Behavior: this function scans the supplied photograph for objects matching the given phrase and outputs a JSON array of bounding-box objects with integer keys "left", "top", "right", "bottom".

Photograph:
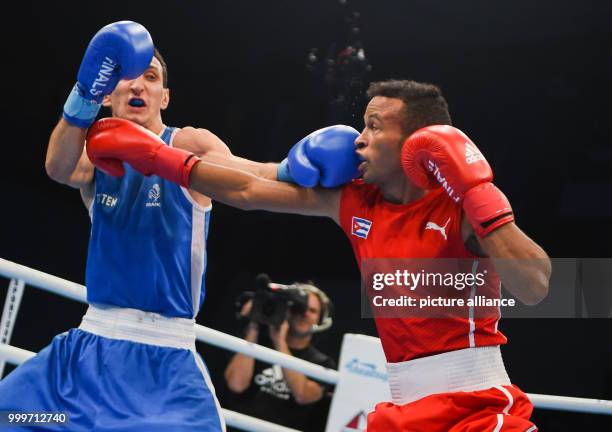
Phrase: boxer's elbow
[
  {"left": 233, "top": 180, "right": 274, "bottom": 211},
  {"left": 45, "top": 158, "right": 71, "bottom": 184},
  {"left": 521, "top": 237, "right": 552, "bottom": 305},
  {"left": 191, "top": 176, "right": 255, "bottom": 211},
  {"left": 518, "top": 262, "right": 551, "bottom": 306},
  {"left": 521, "top": 277, "right": 549, "bottom": 306},
  {"left": 193, "top": 166, "right": 269, "bottom": 211},
  {"left": 229, "top": 189, "right": 258, "bottom": 211},
  {"left": 531, "top": 256, "right": 552, "bottom": 305}
]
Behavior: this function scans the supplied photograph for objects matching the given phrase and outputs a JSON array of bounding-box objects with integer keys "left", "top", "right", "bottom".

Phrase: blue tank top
[{"left": 85, "top": 126, "right": 211, "bottom": 318}]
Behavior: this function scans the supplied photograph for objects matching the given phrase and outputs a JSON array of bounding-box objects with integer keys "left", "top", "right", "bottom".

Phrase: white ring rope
[
  {"left": 0, "top": 278, "right": 24, "bottom": 377},
  {"left": 0, "top": 257, "right": 611, "bottom": 417},
  {"left": 0, "top": 258, "right": 337, "bottom": 384},
  {"left": 0, "top": 343, "right": 32, "bottom": 366},
  {"left": 195, "top": 326, "right": 338, "bottom": 384}
]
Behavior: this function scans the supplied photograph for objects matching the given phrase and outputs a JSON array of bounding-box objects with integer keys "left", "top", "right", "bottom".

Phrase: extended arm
[
  {"left": 173, "top": 127, "right": 279, "bottom": 180},
  {"left": 85, "top": 118, "right": 342, "bottom": 221},
  {"left": 174, "top": 124, "right": 360, "bottom": 185},
  {"left": 188, "top": 160, "right": 341, "bottom": 220}
]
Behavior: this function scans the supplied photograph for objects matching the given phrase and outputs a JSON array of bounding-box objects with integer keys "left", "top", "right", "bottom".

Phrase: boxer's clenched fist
[
  {"left": 277, "top": 125, "right": 361, "bottom": 188},
  {"left": 401, "top": 125, "right": 514, "bottom": 237},
  {"left": 63, "top": 21, "right": 154, "bottom": 128},
  {"left": 86, "top": 118, "right": 199, "bottom": 188}
]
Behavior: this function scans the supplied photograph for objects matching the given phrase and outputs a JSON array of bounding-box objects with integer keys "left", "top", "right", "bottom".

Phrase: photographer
[{"left": 224, "top": 279, "right": 336, "bottom": 432}]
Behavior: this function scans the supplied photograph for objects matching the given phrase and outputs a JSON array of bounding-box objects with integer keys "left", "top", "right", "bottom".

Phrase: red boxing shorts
[{"left": 368, "top": 384, "right": 537, "bottom": 432}]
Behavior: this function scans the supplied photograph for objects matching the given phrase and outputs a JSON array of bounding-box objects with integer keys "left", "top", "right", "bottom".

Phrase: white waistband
[
  {"left": 386, "top": 346, "right": 511, "bottom": 405},
  {"left": 78, "top": 304, "right": 196, "bottom": 351}
]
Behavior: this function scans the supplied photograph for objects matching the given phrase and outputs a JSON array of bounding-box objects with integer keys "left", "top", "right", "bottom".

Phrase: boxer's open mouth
[{"left": 128, "top": 98, "right": 146, "bottom": 107}]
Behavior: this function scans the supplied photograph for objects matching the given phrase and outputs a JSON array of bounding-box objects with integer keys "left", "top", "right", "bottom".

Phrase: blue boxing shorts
[{"left": 0, "top": 304, "right": 225, "bottom": 431}]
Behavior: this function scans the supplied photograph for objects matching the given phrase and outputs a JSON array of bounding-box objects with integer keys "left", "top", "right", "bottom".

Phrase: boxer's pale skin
[{"left": 47, "top": 56, "right": 278, "bottom": 210}]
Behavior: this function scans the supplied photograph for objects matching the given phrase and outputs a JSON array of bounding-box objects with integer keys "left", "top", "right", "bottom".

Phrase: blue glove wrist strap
[
  {"left": 62, "top": 83, "right": 102, "bottom": 128},
  {"left": 276, "top": 158, "right": 295, "bottom": 183}
]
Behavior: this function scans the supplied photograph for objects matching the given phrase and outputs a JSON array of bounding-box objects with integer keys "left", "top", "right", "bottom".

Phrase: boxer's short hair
[
  {"left": 153, "top": 47, "right": 168, "bottom": 88},
  {"left": 367, "top": 80, "right": 452, "bottom": 136}
]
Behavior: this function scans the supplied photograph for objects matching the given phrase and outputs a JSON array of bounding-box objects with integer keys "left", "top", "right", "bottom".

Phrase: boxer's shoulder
[{"left": 172, "top": 126, "right": 229, "bottom": 157}]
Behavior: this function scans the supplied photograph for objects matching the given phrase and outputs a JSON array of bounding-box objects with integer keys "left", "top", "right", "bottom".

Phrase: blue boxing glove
[
  {"left": 277, "top": 125, "right": 360, "bottom": 188},
  {"left": 63, "top": 21, "right": 154, "bottom": 128}
]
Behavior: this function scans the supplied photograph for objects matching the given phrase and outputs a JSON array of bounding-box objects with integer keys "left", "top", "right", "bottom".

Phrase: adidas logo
[{"left": 465, "top": 142, "right": 484, "bottom": 164}]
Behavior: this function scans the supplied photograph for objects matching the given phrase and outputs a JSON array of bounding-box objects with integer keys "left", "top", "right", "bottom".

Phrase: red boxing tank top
[{"left": 340, "top": 180, "right": 507, "bottom": 363}]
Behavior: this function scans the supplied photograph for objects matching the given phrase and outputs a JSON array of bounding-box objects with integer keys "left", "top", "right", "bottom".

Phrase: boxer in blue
[
  {"left": 0, "top": 21, "right": 228, "bottom": 431},
  {"left": 0, "top": 20, "right": 271, "bottom": 431}
]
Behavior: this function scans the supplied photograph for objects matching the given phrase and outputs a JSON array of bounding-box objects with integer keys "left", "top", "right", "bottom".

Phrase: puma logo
[{"left": 425, "top": 218, "right": 451, "bottom": 240}]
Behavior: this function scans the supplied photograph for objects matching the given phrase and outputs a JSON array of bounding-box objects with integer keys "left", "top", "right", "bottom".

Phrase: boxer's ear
[{"left": 161, "top": 88, "right": 170, "bottom": 110}]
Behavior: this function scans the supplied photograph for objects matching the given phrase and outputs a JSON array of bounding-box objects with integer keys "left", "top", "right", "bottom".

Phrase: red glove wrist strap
[
  {"left": 463, "top": 182, "right": 514, "bottom": 237},
  {"left": 181, "top": 154, "right": 201, "bottom": 188},
  {"left": 156, "top": 145, "right": 201, "bottom": 188}
]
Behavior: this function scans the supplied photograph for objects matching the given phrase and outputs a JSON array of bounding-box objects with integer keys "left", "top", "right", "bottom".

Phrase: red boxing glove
[
  {"left": 86, "top": 118, "right": 200, "bottom": 188},
  {"left": 401, "top": 125, "right": 514, "bottom": 237},
  {"left": 463, "top": 182, "right": 514, "bottom": 237}
]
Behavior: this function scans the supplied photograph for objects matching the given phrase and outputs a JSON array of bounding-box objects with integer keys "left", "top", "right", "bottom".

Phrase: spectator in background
[{"left": 224, "top": 282, "right": 336, "bottom": 432}]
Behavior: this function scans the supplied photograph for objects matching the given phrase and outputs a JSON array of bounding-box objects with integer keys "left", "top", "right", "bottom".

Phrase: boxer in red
[{"left": 86, "top": 79, "right": 551, "bottom": 431}]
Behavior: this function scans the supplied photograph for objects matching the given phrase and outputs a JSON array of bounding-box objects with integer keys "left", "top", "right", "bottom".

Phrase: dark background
[{"left": 1, "top": 0, "right": 611, "bottom": 429}]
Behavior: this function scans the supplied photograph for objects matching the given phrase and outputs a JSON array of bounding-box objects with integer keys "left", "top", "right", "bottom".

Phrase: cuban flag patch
[{"left": 351, "top": 216, "right": 373, "bottom": 239}]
